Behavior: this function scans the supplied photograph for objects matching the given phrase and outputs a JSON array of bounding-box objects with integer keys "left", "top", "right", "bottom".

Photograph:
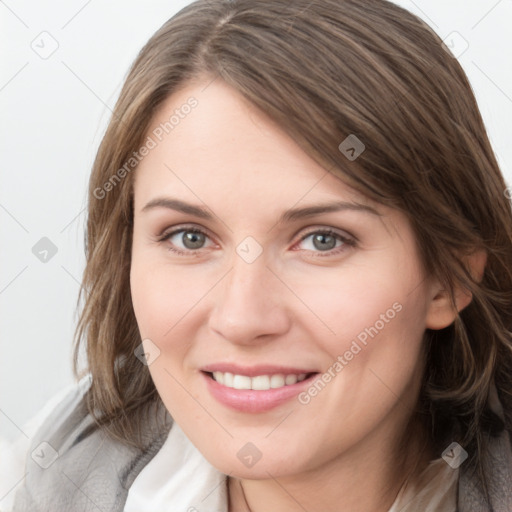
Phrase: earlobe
[{"left": 425, "top": 248, "right": 487, "bottom": 331}]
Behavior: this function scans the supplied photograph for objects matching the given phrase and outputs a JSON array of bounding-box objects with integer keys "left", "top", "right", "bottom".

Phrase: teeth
[
  {"left": 213, "top": 371, "right": 224, "bottom": 385},
  {"left": 223, "top": 372, "right": 234, "bottom": 387},
  {"left": 233, "top": 374, "right": 252, "bottom": 389},
  {"left": 252, "top": 375, "right": 270, "bottom": 390},
  {"left": 285, "top": 374, "right": 298, "bottom": 385},
  {"left": 270, "top": 374, "right": 285, "bottom": 389},
  {"left": 211, "top": 371, "right": 309, "bottom": 390}
]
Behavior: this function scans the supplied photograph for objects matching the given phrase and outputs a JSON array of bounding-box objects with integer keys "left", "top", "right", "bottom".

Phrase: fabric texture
[
  {"left": 10, "top": 379, "right": 171, "bottom": 512},
  {"left": 123, "top": 421, "right": 228, "bottom": 512},
  {"left": 387, "top": 457, "right": 458, "bottom": 512},
  {"left": 0, "top": 380, "right": 84, "bottom": 512},
  {"left": 7, "top": 377, "right": 512, "bottom": 511}
]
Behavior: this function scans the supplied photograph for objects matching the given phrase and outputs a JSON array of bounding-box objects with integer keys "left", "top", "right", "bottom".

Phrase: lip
[
  {"left": 200, "top": 363, "right": 317, "bottom": 377},
  {"left": 201, "top": 369, "right": 319, "bottom": 413}
]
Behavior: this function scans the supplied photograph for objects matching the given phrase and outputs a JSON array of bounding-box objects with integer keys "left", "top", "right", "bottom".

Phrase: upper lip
[{"left": 201, "top": 363, "right": 318, "bottom": 377}]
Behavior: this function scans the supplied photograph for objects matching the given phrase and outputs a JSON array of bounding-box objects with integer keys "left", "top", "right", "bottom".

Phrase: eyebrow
[{"left": 141, "top": 197, "right": 382, "bottom": 223}]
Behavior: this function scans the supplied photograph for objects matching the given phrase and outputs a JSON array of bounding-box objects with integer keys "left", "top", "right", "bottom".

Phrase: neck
[{"left": 228, "top": 414, "right": 434, "bottom": 512}]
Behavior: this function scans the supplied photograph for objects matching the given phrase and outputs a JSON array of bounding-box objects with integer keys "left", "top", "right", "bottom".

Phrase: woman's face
[{"left": 130, "top": 77, "right": 440, "bottom": 479}]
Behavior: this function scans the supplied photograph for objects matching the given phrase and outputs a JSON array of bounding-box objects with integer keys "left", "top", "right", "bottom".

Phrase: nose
[{"left": 208, "top": 253, "right": 291, "bottom": 345}]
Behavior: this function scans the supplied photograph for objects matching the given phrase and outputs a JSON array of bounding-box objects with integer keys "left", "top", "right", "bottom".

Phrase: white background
[{"left": 1, "top": 0, "right": 511, "bottom": 444}]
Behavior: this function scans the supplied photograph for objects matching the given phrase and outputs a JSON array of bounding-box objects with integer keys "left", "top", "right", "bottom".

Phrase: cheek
[
  {"left": 129, "top": 249, "right": 224, "bottom": 403},
  {"left": 130, "top": 255, "right": 207, "bottom": 419},
  {"left": 290, "top": 256, "right": 428, "bottom": 388},
  {"left": 286, "top": 261, "right": 408, "bottom": 347},
  {"left": 130, "top": 250, "right": 212, "bottom": 339},
  {"left": 292, "top": 291, "right": 427, "bottom": 458}
]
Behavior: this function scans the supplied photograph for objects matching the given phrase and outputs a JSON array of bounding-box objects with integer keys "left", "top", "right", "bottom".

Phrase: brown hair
[{"left": 73, "top": 0, "right": 512, "bottom": 499}]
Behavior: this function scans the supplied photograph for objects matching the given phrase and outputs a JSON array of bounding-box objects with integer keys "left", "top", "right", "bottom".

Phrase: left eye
[{"left": 296, "top": 230, "right": 353, "bottom": 253}]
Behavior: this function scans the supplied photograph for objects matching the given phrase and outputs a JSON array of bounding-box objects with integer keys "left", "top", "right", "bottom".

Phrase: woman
[{"left": 10, "top": 0, "right": 512, "bottom": 510}]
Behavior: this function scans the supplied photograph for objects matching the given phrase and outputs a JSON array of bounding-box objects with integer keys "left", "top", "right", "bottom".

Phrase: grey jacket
[{"left": 12, "top": 381, "right": 512, "bottom": 511}]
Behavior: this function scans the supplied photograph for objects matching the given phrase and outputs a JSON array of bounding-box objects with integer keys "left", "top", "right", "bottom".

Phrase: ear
[{"left": 425, "top": 249, "right": 487, "bottom": 330}]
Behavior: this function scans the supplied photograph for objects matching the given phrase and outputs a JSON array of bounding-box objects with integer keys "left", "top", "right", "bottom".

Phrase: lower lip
[{"left": 202, "top": 372, "right": 318, "bottom": 413}]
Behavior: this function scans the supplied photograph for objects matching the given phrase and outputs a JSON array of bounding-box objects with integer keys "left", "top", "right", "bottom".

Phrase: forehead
[{"left": 134, "top": 78, "right": 376, "bottom": 212}]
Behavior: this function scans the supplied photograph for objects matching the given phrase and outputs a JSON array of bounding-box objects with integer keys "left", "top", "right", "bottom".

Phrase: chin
[{"left": 197, "top": 438, "right": 314, "bottom": 480}]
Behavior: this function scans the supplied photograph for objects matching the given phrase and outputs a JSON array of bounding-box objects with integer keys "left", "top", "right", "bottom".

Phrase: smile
[
  {"left": 201, "top": 367, "right": 320, "bottom": 413},
  {"left": 210, "top": 371, "right": 310, "bottom": 390}
]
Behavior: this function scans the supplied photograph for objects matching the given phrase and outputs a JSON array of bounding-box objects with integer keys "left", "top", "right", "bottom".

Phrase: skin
[{"left": 130, "top": 76, "right": 483, "bottom": 512}]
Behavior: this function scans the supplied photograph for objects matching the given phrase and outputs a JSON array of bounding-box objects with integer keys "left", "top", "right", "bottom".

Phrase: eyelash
[{"left": 157, "top": 225, "right": 357, "bottom": 258}]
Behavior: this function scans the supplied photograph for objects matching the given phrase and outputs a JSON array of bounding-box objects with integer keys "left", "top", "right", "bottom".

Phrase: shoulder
[
  {"left": 9, "top": 375, "right": 171, "bottom": 512},
  {"left": 0, "top": 376, "right": 91, "bottom": 512},
  {"left": 458, "top": 380, "right": 512, "bottom": 511}
]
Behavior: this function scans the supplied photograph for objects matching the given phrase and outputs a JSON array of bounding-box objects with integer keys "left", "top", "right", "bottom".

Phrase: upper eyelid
[{"left": 159, "top": 224, "right": 215, "bottom": 241}]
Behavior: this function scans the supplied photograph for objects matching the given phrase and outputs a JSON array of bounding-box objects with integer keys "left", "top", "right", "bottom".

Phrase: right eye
[{"left": 159, "top": 226, "right": 215, "bottom": 255}]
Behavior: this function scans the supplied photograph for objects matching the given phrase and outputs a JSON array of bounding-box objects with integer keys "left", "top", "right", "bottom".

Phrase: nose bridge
[
  {"left": 209, "top": 250, "right": 289, "bottom": 343},
  {"left": 222, "top": 253, "right": 274, "bottom": 318}
]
